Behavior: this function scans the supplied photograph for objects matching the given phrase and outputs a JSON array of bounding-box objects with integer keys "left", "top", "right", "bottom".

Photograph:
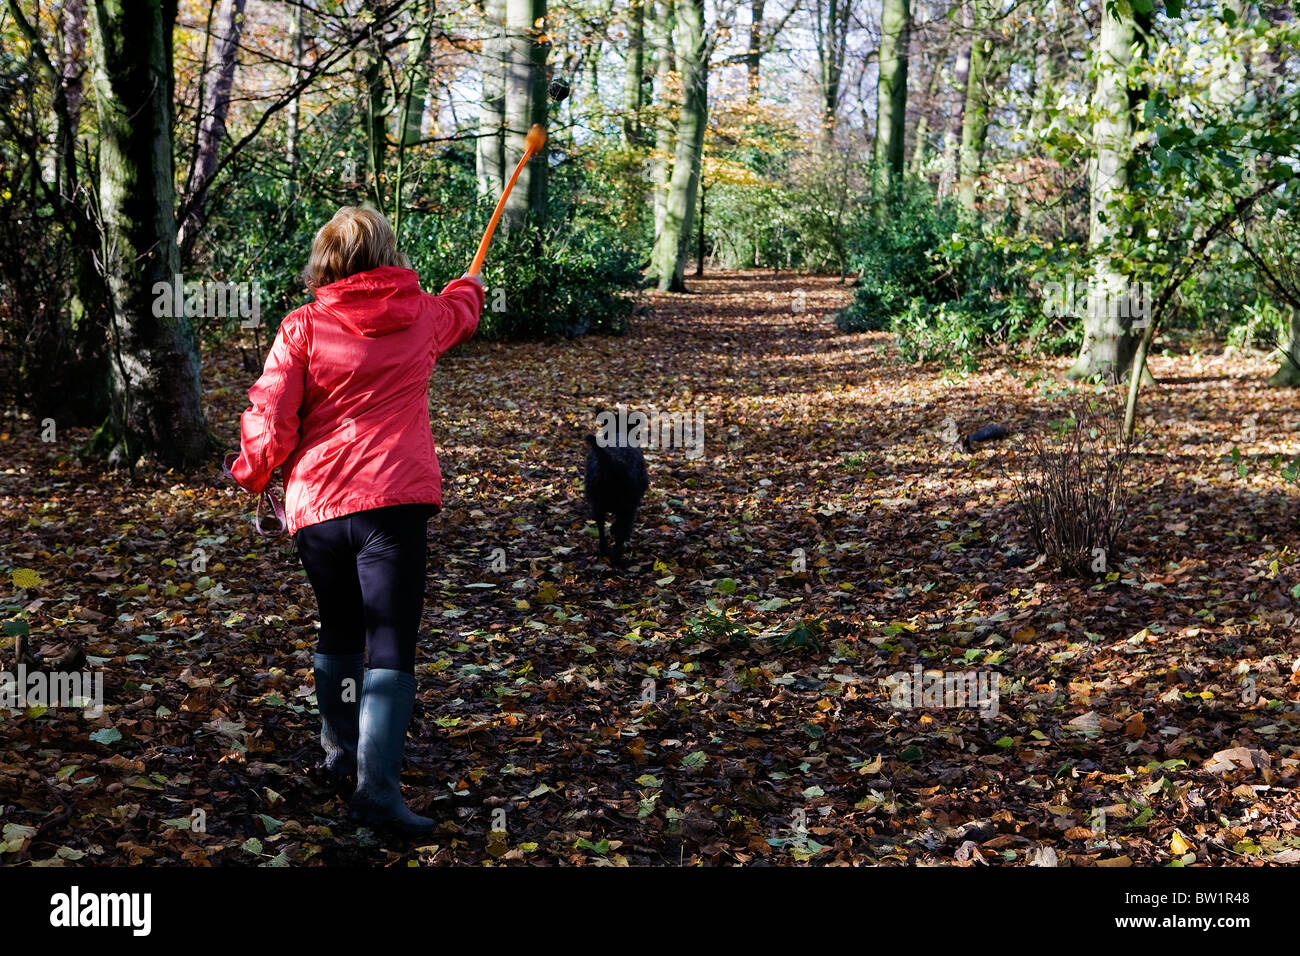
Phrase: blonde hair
[{"left": 301, "top": 205, "right": 411, "bottom": 291}]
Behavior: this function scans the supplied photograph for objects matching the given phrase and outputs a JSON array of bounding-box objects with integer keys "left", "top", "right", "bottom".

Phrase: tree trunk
[
  {"left": 874, "top": 0, "right": 910, "bottom": 189},
  {"left": 623, "top": 0, "right": 646, "bottom": 145},
  {"left": 504, "top": 0, "right": 548, "bottom": 229},
  {"left": 44, "top": 0, "right": 110, "bottom": 421},
  {"left": 648, "top": 0, "right": 706, "bottom": 291},
  {"left": 394, "top": 7, "right": 437, "bottom": 236},
  {"left": 178, "top": 0, "right": 246, "bottom": 259},
  {"left": 957, "top": 0, "right": 990, "bottom": 210},
  {"left": 478, "top": 0, "right": 507, "bottom": 197},
  {"left": 1267, "top": 312, "right": 1300, "bottom": 386},
  {"left": 694, "top": 180, "right": 705, "bottom": 277},
  {"left": 286, "top": 1, "right": 305, "bottom": 207},
  {"left": 938, "top": 2, "right": 972, "bottom": 198},
  {"left": 361, "top": 29, "right": 388, "bottom": 210},
  {"left": 1065, "top": 0, "right": 1150, "bottom": 382},
  {"left": 746, "top": 0, "right": 765, "bottom": 102},
  {"left": 814, "top": 0, "right": 849, "bottom": 149},
  {"left": 910, "top": 27, "right": 947, "bottom": 175},
  {"left": 402, "top": 15, "right": 434, "bottom": 148},
  {"left": 1253, "top": 7, "right": 1300, "bottom": 383},
  {"left": 527, "top": 1, "right": 549, "bottom": 219},
  {"left": 62, "top": 0, "right": 88, "bottom": 146},
  {"left": 651, "top": 0, "right": 675, "bottom": 243},
  {"left": 90, "top": 0, "right": 210, "bottom": 467}
]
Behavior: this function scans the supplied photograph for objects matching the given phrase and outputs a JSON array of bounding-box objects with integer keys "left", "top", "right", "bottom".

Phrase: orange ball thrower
[{"left": 468, "top": 123, "right": 547, "bottom": 276}]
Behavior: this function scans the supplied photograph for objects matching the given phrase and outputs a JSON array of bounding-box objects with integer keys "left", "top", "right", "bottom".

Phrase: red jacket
[{"left": 230, "top": 266, "right": 485, "bottom": 535}]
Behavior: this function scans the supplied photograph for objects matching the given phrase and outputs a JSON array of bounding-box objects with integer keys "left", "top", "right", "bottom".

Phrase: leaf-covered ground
[{"left": 3, "top": 270, "right": 1299, "bottom": 866}]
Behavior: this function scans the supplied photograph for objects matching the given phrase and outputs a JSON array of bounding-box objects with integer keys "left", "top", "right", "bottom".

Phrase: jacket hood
[{"left": 313, "top": 265, "right": 423, "bottom": 336}]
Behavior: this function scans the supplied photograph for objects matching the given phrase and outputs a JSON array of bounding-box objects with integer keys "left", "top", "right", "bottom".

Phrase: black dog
[{"left": 584, "top": 434, "right": 649, "bottom": 566}]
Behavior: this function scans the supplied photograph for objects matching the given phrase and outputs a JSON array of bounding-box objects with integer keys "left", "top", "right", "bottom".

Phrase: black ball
[{"left": 548, "top": 79, "right": 570, "bottom": 103}]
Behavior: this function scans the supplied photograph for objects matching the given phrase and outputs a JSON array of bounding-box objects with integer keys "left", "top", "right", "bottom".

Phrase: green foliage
[
  {"left": 1085, "top": 12, "right": 1300, "bottom": 335},
  {"left": 704, "top": 158, "right": 869, "bottom": 275},
  {"left": 200, "top": 138, "right": 641, "bottom": 343},
  {"left": 836, "top": 184, "right": 962, "bottom": 334},
  {"left": 706, "top": 181, "right": 797, "bottom": 270},
  {"left": 402, "top": 200, "right": 642, "bottom": 340},
  {"left": 835, "top": 183, "right": 1069, "bottom": 364},
  {"left": 771, "top": 617, "right": 824, "bottom": 653},
  {"left": 583, "top": 142, "right": 657, "bottom": 246},
  {"left": 680, "top": 605, "right": 750, "bottom": 649},
  {"left": 1224, "top": 296, "right": 1290, "bottom": 352}
]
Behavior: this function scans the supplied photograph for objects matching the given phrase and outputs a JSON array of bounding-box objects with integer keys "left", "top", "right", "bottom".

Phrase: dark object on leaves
[
  {"left": 960, "top": 423, "right": 1011, "bottom": 453},
  {"left": 11, "top": 627, "right": 84, "bottom": 671},
  {"left": 584, "top": 433, "right": 649, "bottom": 566},
  {"left": 548, "top": 78, "right": 570, "bottom": 103}
]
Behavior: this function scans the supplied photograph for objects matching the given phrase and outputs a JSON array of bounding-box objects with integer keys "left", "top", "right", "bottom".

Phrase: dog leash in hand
[{"left": 223, "top": 453, "right": 287, "bottom": 538}]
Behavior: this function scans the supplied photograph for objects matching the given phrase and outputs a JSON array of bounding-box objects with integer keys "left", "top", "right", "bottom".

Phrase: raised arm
[
  {"left": 430, "top": 274, "right": 487, "bottom": 358},
  {"left": 230, "top": 315, "right": 308, "bottom": 494}
]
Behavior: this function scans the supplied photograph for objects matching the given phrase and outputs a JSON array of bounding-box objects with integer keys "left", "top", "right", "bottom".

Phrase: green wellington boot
[
  {"left": 349, "top": 668, "right": 434, "bottom": 835},
  {"left": 313, "top": 652, "right": 365, "bottom": 778}
]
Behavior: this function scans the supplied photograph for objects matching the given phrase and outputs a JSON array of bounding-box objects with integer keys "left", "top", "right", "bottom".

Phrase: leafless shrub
[{"left": 1006, "top": 399, "right": 1132, "bottom": 575}]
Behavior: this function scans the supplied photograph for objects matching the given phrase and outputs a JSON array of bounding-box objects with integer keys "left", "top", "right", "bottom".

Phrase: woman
[{"left": 227, "top": 205, "right": 485, "bottom": 834}]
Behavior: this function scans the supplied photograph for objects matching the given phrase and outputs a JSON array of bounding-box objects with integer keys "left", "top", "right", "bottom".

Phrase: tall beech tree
[
  {"left": 5, "top": 0, "right": 110, "bottom": 419},
  {"left": 401, "top": 7, "right": 434, "bottom": 148},
  {"left": 360, "top": 28, "right": 388, "bottom": 209},
  {"left": 875, "top": 0, "right": 910, "bottom": 189},
  {"left": 938, "top": 2, "right": 973, "bottom": 198},
  {"left": 178, "top": 0, "right": 246, "bottom": 258},
  {"left": 650, "top": 0, "right": 676, "bottom": 241},
  {"left": 957, "top": 0, "right": 991, "bottom": 210},
  {"left": 503, "top": 0, "right": 548, "bottom": 228},
  {"left": 812, "top": 0, "right": 852, "bottom": 148},
  {"left": 647, "top": 0, "right": 707, "bottom": 290},
  {"left": 746, "top": 0, "right": 765, "bottom": 100},
  {"left": 477, "top": 0, "right": 507, "bottom": 197},
  {"left": 1067, "top": 0, "right": 1152, "bottom": 382},
  {"left": 90, "top": 0, "right": 209, "bottom": 466},
  {"left": 623, "top": 0, "right": 647, "bottom": 145}
]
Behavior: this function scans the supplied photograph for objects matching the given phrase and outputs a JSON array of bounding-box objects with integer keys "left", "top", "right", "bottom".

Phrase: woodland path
[{"left": 2, "top": 270, "right": 1298, "bottom": 866}]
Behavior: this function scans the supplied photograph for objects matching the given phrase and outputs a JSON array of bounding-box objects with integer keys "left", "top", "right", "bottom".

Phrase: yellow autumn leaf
[
  {"left": 1170, "top": 830, "right": 1194, "bottom": 855},
  {"left": 11, "top": 568, "right": 44, "bottom": 589},
  {"left": 856, "top": 754, "right": 883, "bottom": 775}
]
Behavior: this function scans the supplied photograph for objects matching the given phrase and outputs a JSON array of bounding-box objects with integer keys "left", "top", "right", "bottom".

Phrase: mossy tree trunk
[
  {"left": 874, "top": 0, "right": 910, "bottom": 190},
  {"left": 90, "top": 0, "right": 210, "bottom": 466}
]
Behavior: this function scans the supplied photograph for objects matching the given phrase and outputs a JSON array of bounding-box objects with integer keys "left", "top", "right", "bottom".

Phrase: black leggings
[{"left": 294, "top": 503, "right": 431, "bottom": 673}]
